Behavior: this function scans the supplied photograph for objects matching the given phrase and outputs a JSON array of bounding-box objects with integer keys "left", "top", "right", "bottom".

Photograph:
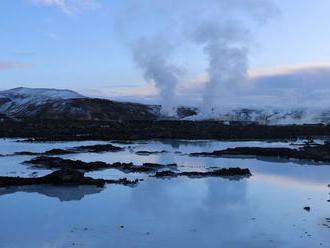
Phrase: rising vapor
[
  {"left": 189, "top": 0, "right": 279, "bottom": 115},
  {"left": 119, "top": 0, "right": 279, "bottom": 116},
  {"left": 132, "top": 37, "right": 180, "bottom": 116}
]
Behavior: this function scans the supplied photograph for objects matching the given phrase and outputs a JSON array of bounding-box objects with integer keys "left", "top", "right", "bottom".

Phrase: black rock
[
  {"left": 154, "top": 168, "right": 252, "bottom": 179},
  {"left": 2, "top": 118, "right": 330, "bottom": 142},
  {"left": 24, "top": 156, "right": 161, "bottom": 173},
  {"left": 11, "top": 144, "right": 124, "bottom": 157},
  {"left": 0, "top": 169, "right": 139, "bottom": 188},
  {"left": 304, "top": 207, "right": 311, "bottom": 212},
  {"left": 191, "top": 143, "right": 330, "bottom": 163},
  {"left": 74, "top": 144, "right": 123, "bottom": 153},
  {"left": 136, "top": 150, "right": 168, "bottom": 155}
]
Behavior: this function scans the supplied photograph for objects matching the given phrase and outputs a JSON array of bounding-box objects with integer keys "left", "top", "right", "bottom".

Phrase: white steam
[
  {"left": 188, "top": 0, "right": 279, "bottom": 116},
  {"left": 192, "top": 20, "right": 250, "bottom": 114},
  {"left": 132, "top": 37, "right": 179, "bottom": 116},
  {"left": 118, "top": 0, "right": 278, "bottom": 116}
]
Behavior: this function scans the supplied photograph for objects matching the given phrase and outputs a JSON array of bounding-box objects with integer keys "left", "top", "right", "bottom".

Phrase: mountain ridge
[
  {"left": 0, "top": 87, "right": 159, "bottom": 121},
  {"left": 0, "top": 87, "right": 329, "bottom": 124}
]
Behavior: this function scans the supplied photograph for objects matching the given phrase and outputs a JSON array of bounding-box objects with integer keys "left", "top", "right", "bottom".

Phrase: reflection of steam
[
  {"left": 0, "top": 185, "right": 104, "bottom": 202},
  {"left": 122, "top": 177, "right": 256, "bottom": 247}
]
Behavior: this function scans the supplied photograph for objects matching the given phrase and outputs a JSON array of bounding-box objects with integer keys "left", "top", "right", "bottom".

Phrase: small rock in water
[
  {"left": 120, "top": 225, "right": 124, "bottom": 229},
  {"left": 304, "top": 207, "right": 311, "bottom": 212}
]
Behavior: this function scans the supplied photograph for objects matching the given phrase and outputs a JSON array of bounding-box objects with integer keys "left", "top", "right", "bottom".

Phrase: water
[{"left": 0, "top": 139, "right": 329, "bottom": 247}]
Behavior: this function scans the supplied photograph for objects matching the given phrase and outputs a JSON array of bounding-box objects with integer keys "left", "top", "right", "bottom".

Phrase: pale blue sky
[{"left": 0, "top": 0, "right": 330, "bottom": 105}]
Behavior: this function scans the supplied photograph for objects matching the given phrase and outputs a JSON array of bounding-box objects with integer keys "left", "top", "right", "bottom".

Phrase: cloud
[
  {"left": 245, "top": 64, "right": 330, "bottom": 108},
  {"left": 32, "top": 0, "right": 99, "bottom": 14},
  {"left": 0, "top": 62, "right": 34, "bottom": 71}
]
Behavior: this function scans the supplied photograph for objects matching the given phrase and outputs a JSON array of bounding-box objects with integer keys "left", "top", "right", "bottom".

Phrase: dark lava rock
[
  {"left": 0, "top": 169, "right": 138, "bottom": 188},
  {"left": 136, "top": 150, "right": 168, "bottom": 155},
  {"left": 25, "top": 156, "right": 110, "bottom": 171},
  {"left": 14, "top": 151, "right": 40, "bottom": 156},
  {"left": 13, "top": 149, "right": 71, "bottom": 156},
  {"left": 44, "top": 149, "right": 75, "bottom": 155},
  {"left": 304, "top": 207, "right": 311, "bottom": 212},
  {"left": 11, "top": 144, "right": 124, "bottom": 157},
  {"left": 111, "top": 140, "right": 135, "bottom": 145},
  {"left": 3, "top": 119, "right": 330, "bottom": 142},
  {"left": 191, "top": 143, "right": 330, "bottom": 163},
  {"left": 142, "top": 163, "right": 177, "bottom": 169},
  {"left": 154, "top": 168, "right": 252, "bottom": 179},
  {"left": 24, "top": 156, "right": 162, "bottom": 173},
  {"left": 191, "top": 147, "right": 295, "bottom": 157},
  {"left": 74, "top": 144, "right": 123, "bottom": 153}
]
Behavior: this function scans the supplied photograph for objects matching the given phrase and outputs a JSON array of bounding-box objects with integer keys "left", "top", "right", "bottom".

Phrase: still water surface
[{"left": 0, "top": 139, "right": 329, "bottom": 247}]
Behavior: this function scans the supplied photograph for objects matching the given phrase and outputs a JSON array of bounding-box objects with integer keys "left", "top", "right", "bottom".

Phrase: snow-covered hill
[
  {"left": 0, "top": 86, "right": 82, "bottom": 106},
  {"left": 0, "top": 87, "right": 84, "bottom": 116},
  {"left": 0, "top": 87, "right": 158, "bottom": 120},
  {"left": 0, "top": 87, "right": 329, "bottom": 124}
]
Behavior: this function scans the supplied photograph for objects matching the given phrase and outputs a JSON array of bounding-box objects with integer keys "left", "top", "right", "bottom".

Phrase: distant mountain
[
  {"left": 0, "top": 87, "right": 328, "bottom": 124},
  {"left": 0, "top": 87, "right": 158, "bottom": 121}
]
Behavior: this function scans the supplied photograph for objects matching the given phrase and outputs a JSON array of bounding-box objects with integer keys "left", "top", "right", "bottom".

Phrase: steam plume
[
  {"left": 132, "top": 37, "right": 179, "bottom": 115},
  {"left": 192, "top": 21, "right": 249, "bottom": 114},
  {"left": 119, "top": 0, "right": 278, "bottom": 116},
  {"left": 189, "top": 0, "right": 279, "bottom": 115}
]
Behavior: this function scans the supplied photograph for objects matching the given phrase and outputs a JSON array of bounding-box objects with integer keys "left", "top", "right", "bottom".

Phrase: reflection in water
[
  {"left": 158, "top": 139, "right": 213, "bottom": 149},
  {"left": 0, "top": 139, "right": 330, "bottom": 247},
  {"left": 0, "top": 185, "right": 104, "bottom": 201}
]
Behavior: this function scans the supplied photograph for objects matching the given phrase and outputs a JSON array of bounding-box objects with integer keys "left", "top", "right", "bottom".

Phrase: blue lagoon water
[{"left": 0, "top": 139, "right": 329, "bottom": 247}]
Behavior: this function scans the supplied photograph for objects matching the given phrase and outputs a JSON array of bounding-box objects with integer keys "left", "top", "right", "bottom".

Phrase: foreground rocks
[
  {"left": 154, "top": 168, "right": 252, "bottom": 179},
  {"left": 73, "top": 144, "right": 123, "bottom": 153},
  {"left": 0, "top": 169, "right": 138, "bottom": 188},
  {"left": 191, "top": 143, "right": 330, "bottom": 163},
  {"left": 11, "top": 143, "right": 124, "bottom": 156},
  {"left": 136, "top": 150, "right": 168, "bottom": 156},
  {"left": 24, "top": 156, "right": 178, "bottom": 173}
]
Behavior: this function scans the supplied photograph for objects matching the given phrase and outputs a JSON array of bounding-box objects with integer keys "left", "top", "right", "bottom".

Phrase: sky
[{"left": 0, "top": 0, "right": 330, "bottom": 108}]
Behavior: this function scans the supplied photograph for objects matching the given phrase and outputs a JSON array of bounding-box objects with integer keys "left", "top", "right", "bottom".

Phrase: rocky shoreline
[
  {"left": 191, "top": 143, "right": 330, "bottom": 163},
  {"left": 3, "top": 143, "right": 124, "bottom": 157},
  {"left": 1, "top": 119, "right": 330, "bottom": 141},
  {"left": 154, "top": 168, "right": 252, "bottom": 179},
  {"left": 24, "top": 156, "right": 179, "bottom": 173}
]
